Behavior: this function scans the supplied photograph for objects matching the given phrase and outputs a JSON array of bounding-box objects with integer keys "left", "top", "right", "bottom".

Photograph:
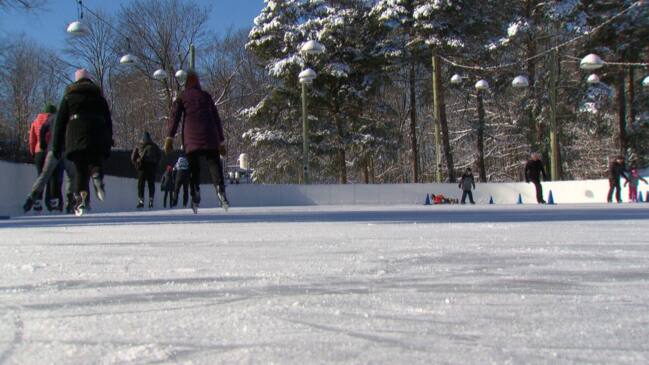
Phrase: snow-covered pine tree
[
  {"left": 245, "top": 0, "right": 395, "bottom": 184},
  {"left": 578, "top": 0, "right": 649, "bottom": 161}
]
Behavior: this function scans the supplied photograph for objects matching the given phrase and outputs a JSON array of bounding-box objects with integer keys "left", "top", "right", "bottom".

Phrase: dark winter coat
[
  {"left": 459, "top": 173, "right": 476, "bottom": 191},
  {"left": 52, "top": 79, "right": 112, "bottom": 160},
  {"left": 131, "top": 133, "right": 162, "bottom": 171},
  {"left": 525, "top": 159, "right": 547, "bottom": 182},
  {"left": 608, "top": 161, "right": 628, "bottom": 181},
  {"left": 167, "top": 84, "right": 224, "bottom": 154},
  {"left": 160, "top": 169, "right": 174, "bottom": 192},
  {"left": 38, "top": 118, "right": 53, "bottom": 152}
]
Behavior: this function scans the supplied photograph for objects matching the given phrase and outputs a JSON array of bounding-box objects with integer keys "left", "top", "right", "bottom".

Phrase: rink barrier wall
[{"left": 1, "top": 160, "right": 644, "bottom": 216}]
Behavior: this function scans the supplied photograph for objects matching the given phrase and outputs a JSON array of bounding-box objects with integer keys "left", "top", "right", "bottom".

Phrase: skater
[
  {"left": 164, "top": 71, "right": 229, "bottom": 213},
  {"left": 38, "top": 114, "right": 63, "bottom": 211},
  {"left": 525, "top": 152, "right": 547, "bottom": 204},
  {"left": 172, "top": 154, "right": 190, "bottom": 208},
  {"left": 23, "top": 106, "right": 76, "bottom": 214},
  {"left": 458, "top": 168, "right": 476, "bottom": 204},
  {"left": 624, "top": 164, "right": 646, "bottom": 202},
  {"left": 27, "top": 104, "right": 57, "bottom": 212},
  {"left": 607, "top": 155, "right": 629, "bottom": 203},
  {"left": 51, "top": 69, "right": 113, "bottom": 216},
  {"left": 160, "top": 165, "right": 174, "bottom": 208},
  {"left": 131, "top": 131, "right": 161, "bottom": 209}
]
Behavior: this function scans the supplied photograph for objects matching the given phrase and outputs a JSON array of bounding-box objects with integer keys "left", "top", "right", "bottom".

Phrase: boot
[{"left": 137, "top": 198, "right": 144, "bottom": 209}]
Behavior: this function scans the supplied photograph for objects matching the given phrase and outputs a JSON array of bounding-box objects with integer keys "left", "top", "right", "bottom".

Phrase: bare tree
[
  {"left": 0, "top": 36, "right": 66, "bottom": 156},
  {"left": 64, "top": 10, "right": 117, "bottom": 92}
]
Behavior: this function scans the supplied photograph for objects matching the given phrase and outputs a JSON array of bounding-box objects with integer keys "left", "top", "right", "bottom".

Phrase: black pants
[
  {"left": 531, "top": 179, "right": 545, "bottom": 203},
  {"left": 163, "top": 191, "right": 172, "bottom": 207},
  {"left": 187, "top": 150, "right": 225, "bottom": 204},
  {"left": 173, "top": 169, "right": 190, "bottom": 207},
  {"left": 607, "top": 178, "right": 622, "bottom": 203},
  {"left": 71, "top": 155, "right": 102, "bottom": 195},
  {"left": 137, "top": 163, "right": 157, "bottom": 200},
  {"left": 461, "top": 190, "right": 475, "bottom": 204}
]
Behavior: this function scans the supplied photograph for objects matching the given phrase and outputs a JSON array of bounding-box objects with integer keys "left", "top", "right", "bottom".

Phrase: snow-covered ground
[{"left": 1, "top": 204, "right": 649, "bottom": 364}]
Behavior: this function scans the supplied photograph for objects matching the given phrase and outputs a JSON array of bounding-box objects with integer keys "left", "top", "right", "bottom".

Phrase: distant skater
[
  {"left": 27, "top": 104, "right": 57, "bottom": 212},
  {"left": 160, "top": 165, "right": 175, "bottom": 208},
  {"left": 51, "top": 69, "right": 113, "bottom": 216},
  {"left": 458, "top": 168, "right": 476, "bottom": 204},
  {"left": 624, "top": 164, "right": 647, "bottom": 202},
  {"left": 172, "top": 154, "right": 190, "bottom": 208},
  {"left": 525, "top": 152, "right": 547, "bottom": 204},
  {"left": 131, "top": 131, "right": 162, "bottom": 209},
  {"left": 607, "top": 155, "right": 628, "bottom": 203}
]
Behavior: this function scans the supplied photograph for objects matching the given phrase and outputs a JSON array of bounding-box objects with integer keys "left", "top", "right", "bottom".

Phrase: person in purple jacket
[{"left": 164, "top": 71, "right": 229, "bottom": 213}]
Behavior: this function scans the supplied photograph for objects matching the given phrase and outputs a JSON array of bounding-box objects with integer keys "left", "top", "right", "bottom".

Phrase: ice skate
[
  {"left": 23, "top": 196, "right": 34, "bottom": 213},
  {"left": 33, "top": 199, "right": 43, "bottom": 213},
  {"left": 148, "top": 198, "right": 154, "bottom": 209},
  {"left": 136, "top": 199, "right": 144, "bottom": 209},
  {"left": 217, "top": 190, "right": 229, "bottom": 212},
  {"left": 75, "top": 191, "right": 89, "bottom": 216},
  {"left": 92, "top": 174, "right": 105, "bottom": 201}
]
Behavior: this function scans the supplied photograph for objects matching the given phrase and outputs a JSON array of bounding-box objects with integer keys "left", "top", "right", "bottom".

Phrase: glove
[
  {"left": 218, "top": 144, "right": 227, "bottom": 157},
  {"left": 163, "top": 137, "right": 174, "bottom": 155}
]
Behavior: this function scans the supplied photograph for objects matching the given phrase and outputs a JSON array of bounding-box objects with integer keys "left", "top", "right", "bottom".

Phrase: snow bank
[{"left": 2, "top": 161, "right": 646, "bottom": 217}]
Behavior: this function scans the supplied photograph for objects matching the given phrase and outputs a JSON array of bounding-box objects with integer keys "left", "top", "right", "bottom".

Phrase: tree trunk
[
  {"left": 524, "top": 0, "right": 545, "bottom": 151},
  {"left": 476, "top": 91, "right": 487, "bottom": 182},
  {"left": 616, "top": 70, "right": 627, "bottom": 156},
  {"left": 626, "top": 67, "right": 635, "bottom": 140},
  {"left": 333, "top": 114, "right": 347, "bottom": 184},
  {"left": 432, "top": 54, "right": 455, "bottom": 182},
  {"left": 409, "top": 61, "right": 419, "bottom": 183}
]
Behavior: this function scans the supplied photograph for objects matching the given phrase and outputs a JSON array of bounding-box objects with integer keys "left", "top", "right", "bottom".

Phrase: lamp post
[
  {"left": 451, "top": 74, "right": 490, "bottom": 182},
  {"left": 298, "top": 40, "right": 324, "bottom": 184},
  {"left": 299, "top": 68, "right": 316, "bottom": 184}
]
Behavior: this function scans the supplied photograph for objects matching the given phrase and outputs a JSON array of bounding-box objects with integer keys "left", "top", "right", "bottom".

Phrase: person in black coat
[
  {"left": 525, "top": 152, "right": 547, "bottom": 204},
  {"left": 160, "top": 165, "right": 175, "bottom": 208},
  {"left": 131, "top": 131, "right": 162, "bottom": 208},
  {"left": 51, "top": 69, "right": 112, "bottom": 215},
  {"left": 607, "top": 155, "right": 629, "bottom": 203}
]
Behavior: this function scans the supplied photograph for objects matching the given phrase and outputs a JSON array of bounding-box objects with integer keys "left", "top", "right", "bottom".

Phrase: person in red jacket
[
  {"left": 28, "top": 104, "right": 57, "bottom": 211},
  {"left": 164, "top": 71, "right": 228, "bottom": 213}
]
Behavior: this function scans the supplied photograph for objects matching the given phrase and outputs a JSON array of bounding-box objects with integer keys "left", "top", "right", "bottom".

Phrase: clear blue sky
[{"left": 1, "top": 0, "right": 264, "bottom": 50}]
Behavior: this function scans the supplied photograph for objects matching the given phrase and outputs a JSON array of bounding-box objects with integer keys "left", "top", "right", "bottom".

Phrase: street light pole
[
  {"left": 189, "top": 43, "right": 195, "bottom": 71},
  {"left": 476, "top": 89, "right": 487, "bottom": 183},
  {"left": 298, "top": 40, "right": 324, "bottom": 185},
  {"left": 301, "top": 81, "right": 309, "bottom": 184}
]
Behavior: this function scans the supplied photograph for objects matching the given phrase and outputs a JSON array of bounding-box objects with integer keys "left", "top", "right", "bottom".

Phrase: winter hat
[
  {"left": 141, "top": 131, "right": 153, "bottom": 144},
  {"left": 75, "top": 68, "right": 91, "bottom": 81},
  {"left": 185, "top": 71, "right": 201, "bottom": 89},
  {"left": 43, "top": 104, "right": 57, "bottom": 114}
]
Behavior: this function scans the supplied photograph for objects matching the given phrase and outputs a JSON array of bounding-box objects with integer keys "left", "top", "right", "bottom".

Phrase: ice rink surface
[{"left": 1, "top": 204, "right": 649, "bottom": 364}]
